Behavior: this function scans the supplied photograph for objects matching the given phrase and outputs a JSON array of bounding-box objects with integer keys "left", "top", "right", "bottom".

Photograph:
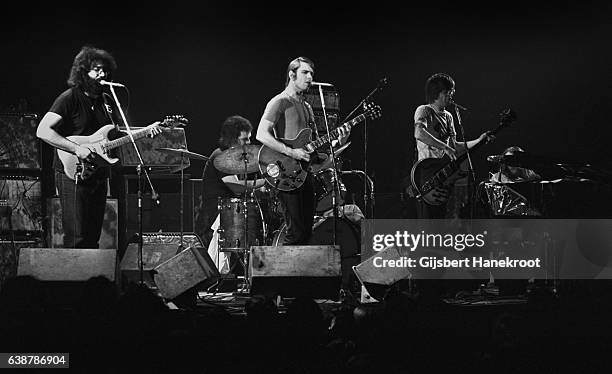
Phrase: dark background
[{"left": 2, "top": 2, "right": 611, "bottom": 198}]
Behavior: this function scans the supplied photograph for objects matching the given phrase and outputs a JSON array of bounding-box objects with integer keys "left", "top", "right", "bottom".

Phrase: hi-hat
[
  {"left": 156, "top": 148, "right": 209, "bottom": 161},
  {"left": 214, "top": 144, "right": 261, "bottom": 174},
  {"left": 312, "top": 141, "right": 351, "bottom": 173}
]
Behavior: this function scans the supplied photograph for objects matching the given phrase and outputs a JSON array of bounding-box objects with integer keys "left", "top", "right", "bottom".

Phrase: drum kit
[{"left": 156, "top": 139, "right": 364, "bottom": 293}]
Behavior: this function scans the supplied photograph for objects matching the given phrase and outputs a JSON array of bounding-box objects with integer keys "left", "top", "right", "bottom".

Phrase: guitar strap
[
  {"left": 303, "top": 101, "right": 319, "bottom": 139},
  {"left": 102, "top": 93, "right": 119, "bottom": 130}
]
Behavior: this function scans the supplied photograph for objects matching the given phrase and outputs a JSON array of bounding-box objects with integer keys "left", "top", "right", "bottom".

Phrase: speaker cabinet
[
  {"left": 153, "top": 246, "right": 219, "bottom": 300},
  {"left": 120, "top": 243, "right": 181, "bottom": 287},
  {"left": 18, "top": 247, "right": 117, "bottom": 281},
  {"left": 0, "top": 113, "right": 41, "bottom": 169},
  {"left": 117, "top": 127, "right": 188, "bottom": 170},
  {"left": 0, "top": 238, "right": 43, "bottom": 288},
  {"left": 249, "top": 245, "right": 341, "bottom": 299},
  {"left": 46, "top": 197, "right": 118, "bottom": 249},
  {"left": 0, "top": 175, "right": 42, "bottom": 233},
  {"left": 16, "top": 247, "right": 117, "bottom": 307}
]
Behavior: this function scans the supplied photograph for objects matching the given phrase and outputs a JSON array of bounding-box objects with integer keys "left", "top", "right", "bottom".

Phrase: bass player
[{"left": 413, "top": 73, "right": 494, "bottom": 218}]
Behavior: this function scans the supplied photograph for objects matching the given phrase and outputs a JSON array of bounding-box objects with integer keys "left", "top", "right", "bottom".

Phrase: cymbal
[
  {"left": 156, "top": 148, "right": 209, "bottom": 161},
  {"left": 213, "top": 144, "right": 261, "bottom": 174},
  {"left": 312, "top": 141, "right": 351, "bottom": 173}
]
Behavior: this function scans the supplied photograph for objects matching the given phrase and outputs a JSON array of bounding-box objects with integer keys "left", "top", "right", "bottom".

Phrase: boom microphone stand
[
  {"left": 341, "top": 78, "right": 387, "bottom": 218},
  {"left": 451, "top": 101, "right": 476, "bottom": 220},
  {"left": 105, "top": 83, "right": 159, "bottom": 285},
  {"left": 317, "top": 84, "right": 338, "bottom": 246}
]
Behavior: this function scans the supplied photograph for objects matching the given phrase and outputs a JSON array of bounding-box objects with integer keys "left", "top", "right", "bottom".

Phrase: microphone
[
  {"left": 449, "top": 100, "right": 468, "bottom": 111},
  {"left": 310, "top": 82, "right": 333, "bottom": 87},
  {"left": 99, "top": 80, "right": 126, "bottom": 88},
  {"left": 486, "top": 155, "right": 503, "bottom": 163},
  {"left": 377, "top": 77, "right": 388, "bottom": 88}
]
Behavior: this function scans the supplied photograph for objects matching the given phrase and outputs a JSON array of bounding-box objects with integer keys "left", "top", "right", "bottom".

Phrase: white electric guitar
[{"left": 57, "top": 115, "right": 187, "bottom": 182}]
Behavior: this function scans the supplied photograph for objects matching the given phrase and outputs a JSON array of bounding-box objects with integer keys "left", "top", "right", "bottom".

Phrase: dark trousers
[
  {"left": 416, "top": 199, "right": 447, "bottom": 219},
  {"left": 277, "top": 173, "right": 315, "bottom": 245},
  {"left": 55, "top": 171, "right": 107, "bottom": 249}
]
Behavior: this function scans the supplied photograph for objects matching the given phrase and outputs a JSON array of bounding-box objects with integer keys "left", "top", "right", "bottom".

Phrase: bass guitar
[
  {"left": 408, "top": 108, "right": 516, "bottom": 205},
  {"left": 258, "top": 102, "right": 381, "bottom": 191},
  {"left": 57, "top": 115, "right": 187, "bottom": 182}
]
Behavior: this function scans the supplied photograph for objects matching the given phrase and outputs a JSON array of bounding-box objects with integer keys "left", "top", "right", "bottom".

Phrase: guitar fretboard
[
  {"left": 307, "top": 112, "right": 368, "bottom": 151},
  {"left": 105, "top": 127, "right": 153, "bottom": 151}
]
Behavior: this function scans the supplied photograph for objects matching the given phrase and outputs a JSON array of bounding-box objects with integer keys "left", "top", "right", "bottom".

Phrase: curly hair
[
  {"left": 218, "top": 115, "right": 253, "bottom": 150},
  {"left": 425, "top": 73, "right": 455, "bottom": 104},
  {"left": 67, "top": 45, "right": 117, "bottom": 88}
]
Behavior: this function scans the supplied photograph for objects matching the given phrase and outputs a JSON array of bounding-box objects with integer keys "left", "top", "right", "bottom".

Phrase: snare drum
[
  {"left": 313, "top": 168, "right": 346, "bottom": 213},
  {"left": 217, "top": 197, "right": 264, "bottom": 251}
]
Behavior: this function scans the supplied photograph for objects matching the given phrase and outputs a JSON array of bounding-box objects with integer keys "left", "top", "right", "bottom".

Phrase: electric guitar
[
  {"left": 57, "top": 115, "right": 187, "bottom": 182},
  {"left": 258, "top": 102, "right": 382, "bottom": 191},
  {"left": 408, "top": 108, "right": 516, "bottom": 205}
]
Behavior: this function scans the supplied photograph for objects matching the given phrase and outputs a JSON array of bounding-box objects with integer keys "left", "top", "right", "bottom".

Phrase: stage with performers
[{"left": 1, "top": 2, "right": 611, "bottom": 370}]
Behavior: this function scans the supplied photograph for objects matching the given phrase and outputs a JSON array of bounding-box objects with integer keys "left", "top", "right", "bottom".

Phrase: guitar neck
[
  {"left": 307, "top": 112, "right": 368, "bottom": 150},
  {"left": 455, "top": 124, "right": 504, "bottom": 164},
  {"left": 105, "top": 127, "right": 154, "bottom": 151}
]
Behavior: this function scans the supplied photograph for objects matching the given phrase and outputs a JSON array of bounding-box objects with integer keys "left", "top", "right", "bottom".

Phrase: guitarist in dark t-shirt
[{"left": 36, "top": 46, "right": 161, "bottom": 248}]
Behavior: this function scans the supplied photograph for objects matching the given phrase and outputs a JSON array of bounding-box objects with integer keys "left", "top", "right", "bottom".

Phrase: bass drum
[
  {"left": 218, "top": 197, "right": 264, "bottom": 251},
  {"left": 272, "top": 216, "right": 361, "bottom": 291}
]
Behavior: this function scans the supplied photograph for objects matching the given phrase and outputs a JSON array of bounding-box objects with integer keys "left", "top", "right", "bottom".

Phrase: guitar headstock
[
  {"left": 498, "top": 108, "right": 517, "bottom": 127},
  {"left": 161, "top": 115, "right": 189, "bottom": 128},
  {"left": 363, "top": 102, "right": 382, "bottom": 120}
]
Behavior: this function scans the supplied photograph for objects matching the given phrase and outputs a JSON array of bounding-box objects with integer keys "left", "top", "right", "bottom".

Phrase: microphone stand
[
  {"left": 452, "top": 103, "right": 476, "bottom": 220},
  {"left": 106, "top": 84, "right": 159, "bottom": 286},
  {"left": 341, "top": 78, "right": 387, "bottom": 218},
  {"left": 318, "top": 85, "right": 338, "bottom": 246}
]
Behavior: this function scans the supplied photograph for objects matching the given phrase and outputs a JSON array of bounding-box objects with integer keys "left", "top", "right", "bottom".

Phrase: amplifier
[
  {"left": 0, "top": 238, "right": 43, "bottom": 287},
  {"left": 0, "top": 113, "right": 41, "bottom": 169},
  {"left": 142, "top": 232, "right": 205, "bottom": 248},
  {"left": 0, "top": 175, "right": 42, "bottom": 232}
]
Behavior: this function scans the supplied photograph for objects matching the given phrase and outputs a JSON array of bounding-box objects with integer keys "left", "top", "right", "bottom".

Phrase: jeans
[
  {"left": 277, "top": 173, "right": 316, "bottom": 245},
  {"left": 55, "top": 171, "right": 107, "bottom": 248}
]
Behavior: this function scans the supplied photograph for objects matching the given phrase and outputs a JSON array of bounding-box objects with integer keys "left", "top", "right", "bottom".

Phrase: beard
[{"left": 83, "top": 77, "right": 103, "bottom": 97}]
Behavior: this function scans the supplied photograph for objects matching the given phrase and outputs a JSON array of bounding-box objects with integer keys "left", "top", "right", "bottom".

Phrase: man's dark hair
[
  {"left": 285, "top": 56, "right": 315, "bottom": 86},
  {"left": 67, "top": 45, "right": 117, "bottom": 88},
  {"left": 219, "top": 115, "right": 253, "bottom": 149},
  {"left": 425, "top": 73, "right": 455, "bottom": 103}
]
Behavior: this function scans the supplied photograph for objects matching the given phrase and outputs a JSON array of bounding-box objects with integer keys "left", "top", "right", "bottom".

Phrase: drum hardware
[
  {"left": 210, "top": 144, "right": 264, "bottom": 295},
  {"left": 212, "top": 144, "right": 261, "bottom": 174}
]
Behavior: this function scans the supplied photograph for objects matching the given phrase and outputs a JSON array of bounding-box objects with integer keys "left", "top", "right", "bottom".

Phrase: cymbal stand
[
  {"left": 178, "top": 150, "right": 186, "bottom": 253},
  {"left": 238, "top": 145, "right": 251, "bottom": 294},
  {"left": 105, "top": 84, "right": 159, "bottom": 286}
]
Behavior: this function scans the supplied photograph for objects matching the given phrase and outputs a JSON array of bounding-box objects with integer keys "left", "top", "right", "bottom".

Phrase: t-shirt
[
  {"left": 414, "top": 104, "right": 456, "bottom": 160},
  {"left": 48, "top": 87, "right": 118, "bottom": 176},
  {"left": 202, "top": 148, "right": 234, "bottom": 202},
  {"left": 262, "top": 92, "right": 316, "bottom": 139}
]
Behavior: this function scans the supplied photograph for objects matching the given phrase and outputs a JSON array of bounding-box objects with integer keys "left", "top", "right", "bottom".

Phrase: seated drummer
[
  {"left": 490, "top": 146, "right": 541, "bottom": 183},
  {"left": 197, "top": 115, "right": 266, "bottom": 273}
]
